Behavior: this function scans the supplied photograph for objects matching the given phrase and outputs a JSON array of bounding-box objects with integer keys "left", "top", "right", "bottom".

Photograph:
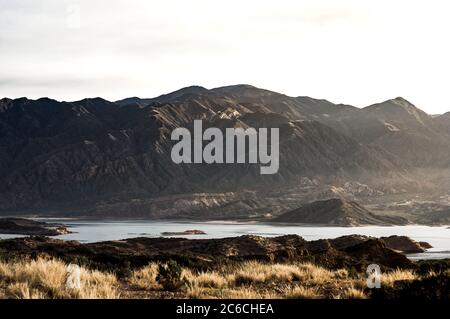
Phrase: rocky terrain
[
  {"left": 1, "top": 85, "right": 450, "bottom": 224},
  {"left": 0, "top": 218, "right": 71, "bottom": 236},
  {"left": 379, "top": 235, "right": 432, "bottom": 254},
  {"left": 160, "top": 230, "right": 206, "bottom": 236},
  {"left": 0, "top": 234, "right": 431, "bottom": 271},
  {"left": 0, "top": 234, "right": 447, "bottom": 299},
  {"left": 273, "top": 198, "right": 407, "bottom": 226}
]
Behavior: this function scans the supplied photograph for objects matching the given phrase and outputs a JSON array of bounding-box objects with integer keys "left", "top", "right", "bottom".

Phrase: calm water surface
[{"left": 1, "top": 220, "right": 449, "bottom": 260}]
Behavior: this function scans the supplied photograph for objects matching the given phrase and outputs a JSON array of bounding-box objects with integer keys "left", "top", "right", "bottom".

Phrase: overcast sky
[{"left": 0, "top": 0, "right": 449, "bottom": 113}]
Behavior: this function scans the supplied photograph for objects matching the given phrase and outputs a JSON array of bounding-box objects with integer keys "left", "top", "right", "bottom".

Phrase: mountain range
[{"left": 1, "top": 85, "right": 450, "bottom": 224}]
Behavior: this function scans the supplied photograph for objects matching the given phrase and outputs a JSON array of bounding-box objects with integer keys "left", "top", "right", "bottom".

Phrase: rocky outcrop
[
  {"left": 0, "top": 234, "right": 425, "bottom": 271},
  {"left": 0, "top": 218, "right": 71, "bottom": 236},
  {"left": 380, "top": 235, "right": 433, "bottom": 253},
  {"left": 273, "top": 198, "right": 408, "bottom": 226},
  {"left": 325, "top": 234, "right": 433, "bottom": 254},
  {"left": 161, "top": 230, "right": 206, "bottom": 236}
]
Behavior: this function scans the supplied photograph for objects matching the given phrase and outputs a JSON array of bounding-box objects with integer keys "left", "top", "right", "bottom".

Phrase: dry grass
[
  {"left": 184, "top": 285, "right": 264, "bottom": 299},
  {"left": 187, "top": 271, "right": 228, "bottom": 288},
  {"left": 381, "top": 269, "right": 417, "bottom": 287},
  {"left": 1, "top": 257, "right": 431, "bottom": 299},
  {"left": 216, "top": 288, "right": 278, "bottom": 299},
  {"left": 0, "top": 257, "right": 119, "bottom": 299},
  {"left": 180, "top": 261, "right": 364, "bottom": 299},
  {"left": 128, "top": 263, "right": 160, "bottom": 290},
  {"left": 179, "top": 264, "right": 440, "bottom": 299},
  {"left": 339, "top": 287, "right": 368, "bottom": 299},
  {"left": 282, "top": 285, "right": 320, "bottom": 299},
  {"left": 231, "top": 261, "right": 347, "bottom": 286},
  {"left": 6, "top": 282, "right": 46, "bottom": 299},
  {"left": 233, "top": 262, "right": 302, "bottom": 284},
  {"left": 186, "top": 284, "right": 211, "bottom": 299}
]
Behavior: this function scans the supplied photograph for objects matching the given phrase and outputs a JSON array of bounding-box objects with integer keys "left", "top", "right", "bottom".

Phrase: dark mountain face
[{"left": 0, "top": 85, "right": 448, "bottom": 216}]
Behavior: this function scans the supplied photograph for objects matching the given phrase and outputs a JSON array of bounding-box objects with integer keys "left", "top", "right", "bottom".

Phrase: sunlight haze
[{"left": 0, "top": 0, "right": 449, "bottom": 113}]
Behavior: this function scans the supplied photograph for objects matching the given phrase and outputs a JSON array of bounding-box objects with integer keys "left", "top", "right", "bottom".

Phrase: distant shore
[{"left": 0, "top": 218, "right": 72, "bottom": 236}]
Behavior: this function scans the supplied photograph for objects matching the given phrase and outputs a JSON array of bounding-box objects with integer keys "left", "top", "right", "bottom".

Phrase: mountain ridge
[
  {"left": 1, "top": 85, "right": 449, "bottom": 221},
  {"left": 5, "top": 84, "right": 442, "bottom": 114}
]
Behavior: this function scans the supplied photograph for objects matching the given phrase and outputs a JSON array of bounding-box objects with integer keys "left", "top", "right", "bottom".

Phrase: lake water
[{"left": 1, "top": 220, "right": 449, "bottom": 260}]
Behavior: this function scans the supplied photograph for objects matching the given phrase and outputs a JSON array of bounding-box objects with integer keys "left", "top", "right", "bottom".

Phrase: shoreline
[
  {"left": 0, "top": 219, "right": 449, "bottom": 260},
  {"left": 16, "top": 216, "right": 450, "bottom": 228}
]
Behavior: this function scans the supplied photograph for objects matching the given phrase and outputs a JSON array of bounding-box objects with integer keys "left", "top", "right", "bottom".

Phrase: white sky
[{"left": 0, "top": 0, "right": 449, "bottom": 113}]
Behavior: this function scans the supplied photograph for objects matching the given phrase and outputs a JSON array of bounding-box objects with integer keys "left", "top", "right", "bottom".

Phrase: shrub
[{"left": 156, "top": 260, "right": 183, "bottom": 291}]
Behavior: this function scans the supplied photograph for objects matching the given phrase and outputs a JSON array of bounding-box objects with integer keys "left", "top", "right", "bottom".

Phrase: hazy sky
[{"left": 1, "top": 0, "right": 449, "bottom": 113}]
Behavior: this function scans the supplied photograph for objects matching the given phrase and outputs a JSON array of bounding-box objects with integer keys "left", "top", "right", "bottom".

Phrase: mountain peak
[
  {"left": 386, "top": 96, "right": 427, "bottom": 114},
  {"left": 392, "top": 96, "right": 409, "bottom": 102},
  {"left": 363, "top": 97, "right": 430, "bottom": 126},
  {"left": 115, "top": 86, "right": 209, "bottom": 107},
  {"left": 367, "top": 96, "right": 419, "bottom": 110},
  {"left": 0, "top": 97, "right": 13, "bottom": 112},
  {"left": 214, "top": 84, "right": 257, "bottom": 90},
  {"left": 36, "top": 97, "right": 59, "bottom": 103},
  {"left": 163, "top": 85, "right": 207, "bottom": 96},
  {"left": 211, "top": 84, "right": 279, "bottom": 98},
  {"left": 155, "top": 85, "right": 208, "bottom": 99},
  {"left": 389, "top": 97, "right": 417, "bottom": 108},
  {"left": 73, "top": 97, "right": 111, "bottom": 104}
]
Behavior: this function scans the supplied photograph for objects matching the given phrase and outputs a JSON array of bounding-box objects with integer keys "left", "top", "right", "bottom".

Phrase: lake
[{"left": 1, "top": 220, "right": 449, "bottom": 260}]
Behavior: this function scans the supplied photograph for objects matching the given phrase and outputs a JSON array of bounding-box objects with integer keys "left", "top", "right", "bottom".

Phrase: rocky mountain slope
[{"left": 1, "top": 85, "right": 450, "bottom": 220}]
